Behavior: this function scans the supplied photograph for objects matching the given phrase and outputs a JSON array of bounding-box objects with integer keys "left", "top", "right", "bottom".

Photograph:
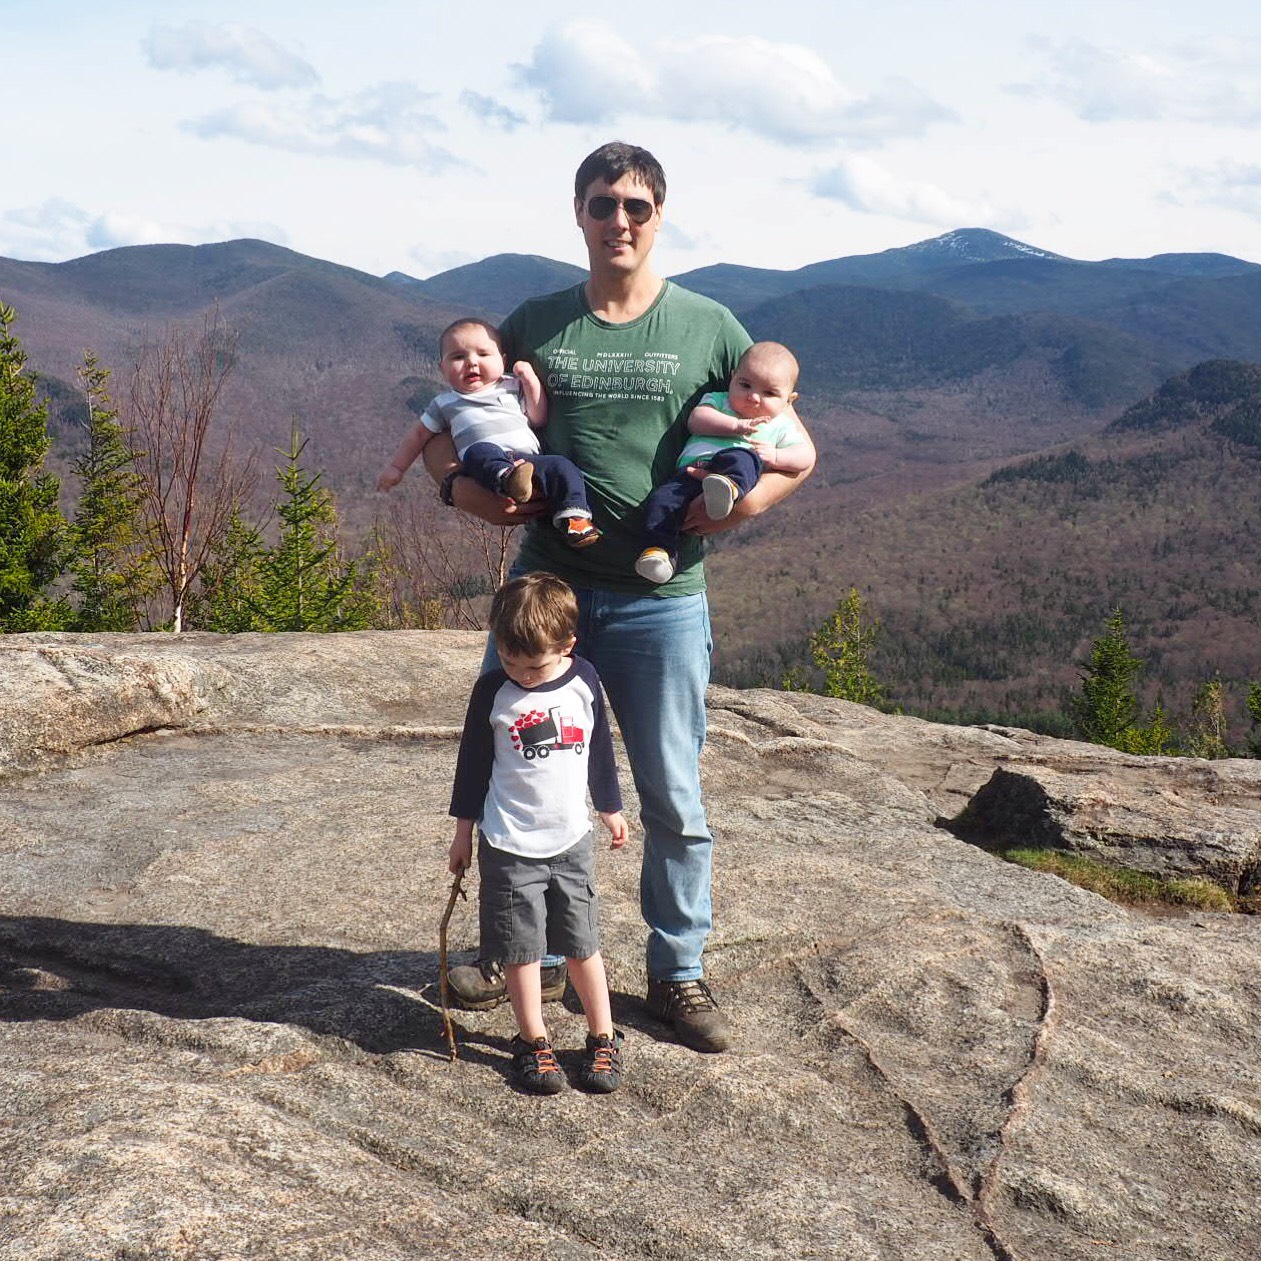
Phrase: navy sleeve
[
  {"left": 577, "top": 659, "right": 622, "bottom": 813},
  {"left": 449, "top": 671, "right": 502, "bottom": 820}
]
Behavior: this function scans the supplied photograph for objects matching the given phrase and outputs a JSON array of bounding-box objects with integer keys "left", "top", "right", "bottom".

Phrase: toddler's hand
[
  {"left": 377, "top": 467, "right": 402, "bottom": 492},
  {"left": 737, "top": 417, "right": 763, "bottom": 436},
  {"left": 448, "top": 830, "right": 472, "bottom": 874},
  {"left": 600, "top": 811, "right": 628, "bottom": 850},
  {"left": 749, "top": 441, "right": 774, "bottom": 464}
]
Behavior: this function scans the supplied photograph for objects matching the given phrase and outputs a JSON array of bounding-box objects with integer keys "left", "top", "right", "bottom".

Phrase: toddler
[{"left": 448, "top": 573, "right": 628, "bottom": 1094}]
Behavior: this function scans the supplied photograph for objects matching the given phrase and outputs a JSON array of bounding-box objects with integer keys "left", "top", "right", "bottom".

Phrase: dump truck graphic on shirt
[{"left": 510, "top": 706, "right": 585, "bottom": 759}]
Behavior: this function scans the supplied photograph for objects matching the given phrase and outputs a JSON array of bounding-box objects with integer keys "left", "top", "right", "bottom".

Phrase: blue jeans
[{"left": 481, "top": 585, "right": 713, "bottom": 981}]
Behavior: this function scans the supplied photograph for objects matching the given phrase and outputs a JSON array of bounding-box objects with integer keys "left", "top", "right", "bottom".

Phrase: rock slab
[{"left": 0, "top": 634, "right": 1258, "bottom": 1261}]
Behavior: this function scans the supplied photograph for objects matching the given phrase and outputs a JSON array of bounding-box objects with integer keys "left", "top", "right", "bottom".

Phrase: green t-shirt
[{"left": 500, "top": 281, "right": 751, "bottom": 595}]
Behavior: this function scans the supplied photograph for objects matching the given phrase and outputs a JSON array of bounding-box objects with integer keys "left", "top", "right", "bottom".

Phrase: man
[{"left": 428, "top": 142, "right": 816, "bottom": 1052}]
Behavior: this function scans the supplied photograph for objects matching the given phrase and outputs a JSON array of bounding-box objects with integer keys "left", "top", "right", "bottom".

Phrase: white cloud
[
  {"left": 184, "top": 83, "right": 460, "bottom": 171},
  {"left": 145, "top": 21, "right": 320, "bottom": 91},
  {"left": 515, "top": 21, "right": 953, "bottom": 146},
  {"left": 0, "top": 199, "right": 288, "bottom": 262},
  {"left": 1014, "top": 36, "right": 1261, "bottom": 126},
  {"left": 1178, "top": 161, "right": 1261, "bottom": 219},
  {"left": 460, "top": 91, "right": 527, "bottom": 132},
  {"left": 811, "top": 155, "right": 1020, "bottom": 229}
]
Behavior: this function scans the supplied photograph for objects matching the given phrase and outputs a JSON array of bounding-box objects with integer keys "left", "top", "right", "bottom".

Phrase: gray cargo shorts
[{"left": 477, "top": 830, "right": 600, "bottom": 964}]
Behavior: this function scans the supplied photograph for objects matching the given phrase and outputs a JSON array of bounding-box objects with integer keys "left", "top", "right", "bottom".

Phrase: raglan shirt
[
  {"left": 676, "top": 391, "right": 805, "bottom": 469},
  {"left": 420, "top": 376, "right": 541, "bottom": 462},
  {"left": 499, "top": 282, "right": 751, "bottom": 596},
  {"left": 449, "top": 656, "right": 622, "bottom": 859}
]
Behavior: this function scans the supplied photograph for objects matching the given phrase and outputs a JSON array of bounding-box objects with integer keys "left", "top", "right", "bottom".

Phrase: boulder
[
  {"left": 952, "top": 757, "right": 1261, "bottom": 894},
  {"left": 1, "top": 632, "right": 1258, "bottom": 1261}
]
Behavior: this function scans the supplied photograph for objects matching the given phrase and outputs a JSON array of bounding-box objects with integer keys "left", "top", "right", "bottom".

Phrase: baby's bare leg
[
  {"left": 504, "top": 962, "right": 547, "bottom": 1042},
  {"left": 566, "top": 952, "right": 613, "bottom": 1037}
]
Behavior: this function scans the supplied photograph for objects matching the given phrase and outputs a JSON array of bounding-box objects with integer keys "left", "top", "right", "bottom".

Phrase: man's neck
[{"left": 584, "top": 268, "right": 664, "bottom": 324}]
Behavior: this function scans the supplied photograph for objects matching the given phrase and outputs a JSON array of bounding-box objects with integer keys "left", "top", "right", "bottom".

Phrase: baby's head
[
  {"left": 727, "top": 341, "right": 799, "bottom": 422},
  {"left": 438, "top": 318, "right": 506, "bottom": 395},
  {"left": 488, "top": 573, "right": 579, "bottom": 688}
]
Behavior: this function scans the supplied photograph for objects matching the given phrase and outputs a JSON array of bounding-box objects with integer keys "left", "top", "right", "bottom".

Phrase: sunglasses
[{"left": 585, "top": 195, "right": 656, "bottom": 225}]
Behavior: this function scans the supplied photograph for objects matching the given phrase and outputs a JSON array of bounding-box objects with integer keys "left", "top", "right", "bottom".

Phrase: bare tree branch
[{"left": 126, "top": 308, "right": 257, "bottom": 631}]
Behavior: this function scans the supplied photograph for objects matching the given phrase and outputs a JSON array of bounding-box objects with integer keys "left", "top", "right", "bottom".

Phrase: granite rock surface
[{"left": 1, "top": 633, "right": 1258, "bottom": 1261}]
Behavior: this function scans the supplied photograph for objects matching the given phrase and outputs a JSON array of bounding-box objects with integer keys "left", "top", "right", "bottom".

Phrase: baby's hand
[
  {"left": 377, "top": 466, "right": 403, "bottom": 492},
  {"left": 749, "top": 441, "right": 775, "bottom": 464},
  {"left": 599, "top": 811, "right": 628, "bottom": 850},
  {"left": 737, "top": 416, "right": 763, "bottom": 436}
]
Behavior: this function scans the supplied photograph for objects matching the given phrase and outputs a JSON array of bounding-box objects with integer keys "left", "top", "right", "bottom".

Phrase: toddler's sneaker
[
  {"left": 501, "top": 460, "right": 535, "bottom": 503},
  {"left": 510, "top": 1035, "right": 566, "bottom": 1095},
  {"left": 635, "top": 547, "right": 675, "bottom": 584},
  {"left": 563, "top": 516, "right": 601, "bottom": 548},
  {"left": 702, "top": 473, "right": 739, "bottom": 520},
  {"left": 578, "top": 1030, "right": 624, "bottom": 1094}
]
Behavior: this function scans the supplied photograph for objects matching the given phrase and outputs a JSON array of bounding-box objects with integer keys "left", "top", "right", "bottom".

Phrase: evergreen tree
[
  {"left": 1126, "top": 701, "right": 1176, "bottom": 757},
  {"left": 1072, "top": 608, "right": 1146, "bottom": 751},
  {"left": 201, "top": 429, "right": 377, "bottom": 632},
  {"left": 197, "top": 510, "right": 265, "bottom": 633},
  {"left": 791, "top": 587, "right": 890, "bottom": 707},
  {"left": 69, "top": 351, "right": 154, "bottom": 630},
  {"left": 0, "top": 303, "right": 70, "bottom": 631}
]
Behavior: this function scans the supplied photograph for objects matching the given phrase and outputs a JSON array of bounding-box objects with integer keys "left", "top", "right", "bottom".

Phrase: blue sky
[{"left": 3, "top": 0, "right": 1259, "bottom": 277}]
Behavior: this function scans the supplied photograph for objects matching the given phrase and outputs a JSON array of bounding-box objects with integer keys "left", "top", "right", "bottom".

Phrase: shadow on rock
[{"left": 0, "top": 914, "right": 454, "bottom": 1056}]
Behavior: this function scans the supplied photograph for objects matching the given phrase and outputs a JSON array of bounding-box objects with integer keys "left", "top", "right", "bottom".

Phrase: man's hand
[
  {"left": 451, "top": 474, "right": 550, "bottom": 524},
  {"left": 377, "top": 466, "right": 403, "bottom": 492},
  {"left": 599, "top": 811, "right": 628, "bottom": 850}
]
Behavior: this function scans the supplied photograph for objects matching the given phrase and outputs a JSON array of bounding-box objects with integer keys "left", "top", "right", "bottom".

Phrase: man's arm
[
  {"left": 749, "top": 435, "right": 814, "bottom": 475},
  {"left": 420, "top": 430, "right": 549, "bottom": 525},
  {"left": 684, "top": 408, "right": 816, "bottom": 536}
]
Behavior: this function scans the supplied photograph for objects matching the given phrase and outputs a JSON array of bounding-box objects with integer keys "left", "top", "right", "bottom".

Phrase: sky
[{"left": 2, "top": 0, "right": 1260, "bottom": 279}]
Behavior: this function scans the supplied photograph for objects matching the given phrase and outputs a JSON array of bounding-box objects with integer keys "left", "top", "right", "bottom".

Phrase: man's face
[{"left": 574, "top": 174, "right": 662, "bottom": 278}]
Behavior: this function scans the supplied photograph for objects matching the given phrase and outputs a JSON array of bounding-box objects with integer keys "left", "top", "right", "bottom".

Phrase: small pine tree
[
  {"left": 69, "top": 351, "right": 155, "bottom": 630},
  {"left": 1126, "top": 701, "right": 1176, "bottom": 757},
  {"left": 805, "top": 587, "right": 890, "bottom": 708},
  {"left": 1072, "top": 608, "right": 1143, "bottom": 749},
  {"left": 0, "top": 303, "right": 70, "bottom": 630},
  {"left": 197, "top": 510, "right": 265, "bottom": 633},
  {"left": 201, "top": 429, "right": 377, "bottom": 633}
]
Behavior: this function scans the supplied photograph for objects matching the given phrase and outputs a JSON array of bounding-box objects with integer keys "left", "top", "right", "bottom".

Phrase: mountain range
[{"left": 2, "top": 227, "right": 1258, "bottom": 730}]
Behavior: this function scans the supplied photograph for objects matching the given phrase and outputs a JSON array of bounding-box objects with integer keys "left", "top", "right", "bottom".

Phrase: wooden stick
[{"left": 438, "top": 867, "right": 467, "bottom": 1061}]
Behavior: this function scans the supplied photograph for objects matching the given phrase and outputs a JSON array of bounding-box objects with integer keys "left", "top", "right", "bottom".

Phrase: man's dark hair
[
  {"left": 574, "top": 142, "right": 666, "bottom": 206},
  {"left": 437, "top": 317, "right": 503, "bottom": 359}
]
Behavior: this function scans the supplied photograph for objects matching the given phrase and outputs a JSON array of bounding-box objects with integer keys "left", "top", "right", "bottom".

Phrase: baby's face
[
  {"left": 727, "top": 358, "right": 797, "bottom": 421},
  {"left": 440, "top": 324, "right": 506, "bottom": 394}
]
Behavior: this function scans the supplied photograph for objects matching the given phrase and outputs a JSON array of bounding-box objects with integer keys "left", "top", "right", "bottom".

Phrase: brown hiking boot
[
  {"left": 447, "top": 959, "right": 568, "bottom": 1011},
  {"left": 502, "top": 460, "right": 535, "bottom": 503},
  {"left": 645, "top": 978, "right": 732, "bottom": 1053}
]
